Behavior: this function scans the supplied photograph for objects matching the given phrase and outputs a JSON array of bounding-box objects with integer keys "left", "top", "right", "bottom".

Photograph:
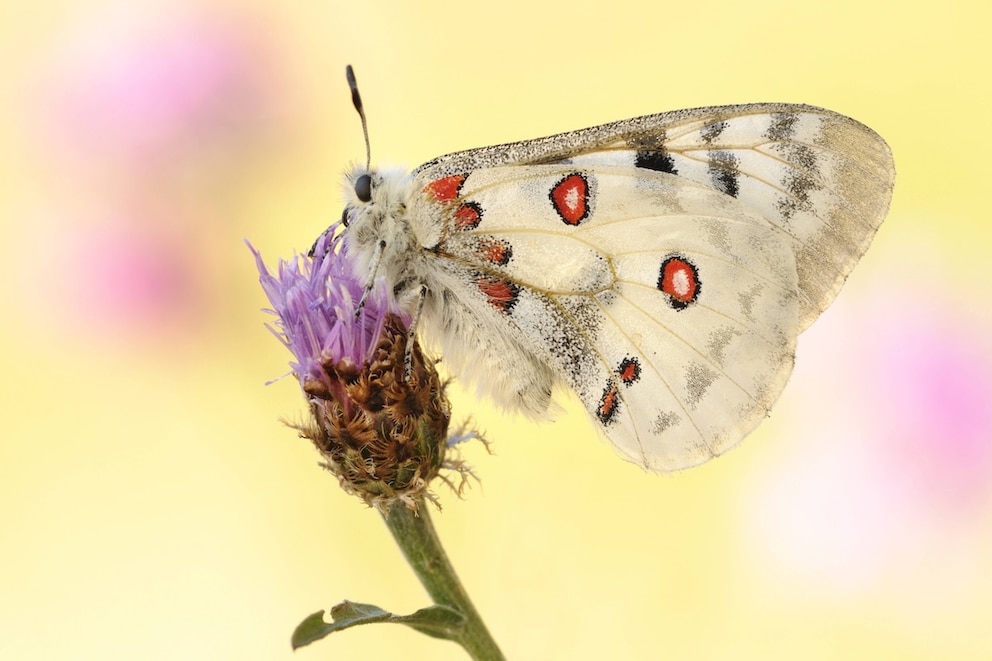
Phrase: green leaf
[
  {"left": 397, "top": 604, "right": 467, "bottom": 640},
  {"left": 290, "top": 600, "right": 466, "bottom": 649}
]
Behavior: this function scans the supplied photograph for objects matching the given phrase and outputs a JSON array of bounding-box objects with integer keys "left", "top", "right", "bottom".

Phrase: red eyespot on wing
[
  {"left": 617, "top": 357, "right": 641, "bottom": 385},
  {"left": 657, "top": 255, "right": 701, "bottom": 310},
  {"left": 475, "top": 237, "right": 513, "bottom": 265},
  {"left": 550, "top": 173, "right": 590, "bottom": 225},
  {"left": 454, "top": 202, "right": 483, "bottom": 231},
  {"left": 424, "top": 174, "right": 467, "bottom": 202},
  {"left": 475, "top": 276, "right": 521, "bottom": 314},
  {"left": 597, "top": 380, "right": 621, "bottom": 425}
]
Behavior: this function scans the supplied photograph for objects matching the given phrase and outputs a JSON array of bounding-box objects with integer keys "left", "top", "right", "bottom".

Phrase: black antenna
[{"left": 345, "top": 65, "right": 370, "bottom": 169}]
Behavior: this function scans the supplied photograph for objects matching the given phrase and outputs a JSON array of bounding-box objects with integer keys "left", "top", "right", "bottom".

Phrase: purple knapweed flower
[
  {"left": 249, "top": 228, "right": 453, "bottom": 510},
  {"left": 249, "top": 228, "right": 403, "bottom": 406}
]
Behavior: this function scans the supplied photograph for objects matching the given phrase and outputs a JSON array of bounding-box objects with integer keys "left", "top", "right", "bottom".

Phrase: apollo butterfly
[{"left": 321, "top": 66, "right": 894, "bottom": 472}]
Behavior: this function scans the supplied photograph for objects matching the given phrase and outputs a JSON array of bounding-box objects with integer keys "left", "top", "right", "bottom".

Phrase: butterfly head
[
  {"left": 306, "top": 165, "right": 379, "bottom": 258},
  {"left": 332, "top": 163, "right": 418, "bottom": 291},
  {"left": 340, "top": 167, "right": 374, "bottom": 228},
  {"left": 341, "top": 164, "right": 411, "bottom": 226}
]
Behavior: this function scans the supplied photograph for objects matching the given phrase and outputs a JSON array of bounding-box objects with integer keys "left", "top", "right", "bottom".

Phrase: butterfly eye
[
  {"left": 340, "top": 207, "right": 350, "bottom": 227},
  {"left": 355, "top": 174, "right": 372, "bottom": 202}
]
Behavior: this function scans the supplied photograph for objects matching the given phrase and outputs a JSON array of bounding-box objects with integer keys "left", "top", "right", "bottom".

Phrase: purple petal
[{"left": 248, "top": 226, "right": 406, "bottom": 388}]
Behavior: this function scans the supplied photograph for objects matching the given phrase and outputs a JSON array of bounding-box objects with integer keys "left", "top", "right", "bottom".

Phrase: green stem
[{"left": 382, "top": 501, "right": 505, "bottom": 661}]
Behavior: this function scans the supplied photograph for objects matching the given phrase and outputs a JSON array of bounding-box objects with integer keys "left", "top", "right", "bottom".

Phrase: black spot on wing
[
  {"left": 629, "top": 132, "right": 678, "bottom": 174},
  {"left": 701, "top": 120, "right": 728, "bottom": 144},
  {"left": 765, "top": 112, "right": 798, "bottom": 141},
  {"left": 708, "top": 151, "right": 740, "bottom": 198},
  {"left": 635, "top": 150, "right": 678, "bottom": 173},
  {"left": 776, "top": 143, "right": 820, "bottom": 221}
]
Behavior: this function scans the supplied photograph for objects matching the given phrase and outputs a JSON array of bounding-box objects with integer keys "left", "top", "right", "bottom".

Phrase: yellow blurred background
[{"left": 2, "top": 1, "right": 990, "bottom": 659}]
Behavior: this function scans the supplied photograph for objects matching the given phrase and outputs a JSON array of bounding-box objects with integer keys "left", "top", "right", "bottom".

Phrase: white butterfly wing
[{"left": 402, "top": 104, "right": 892, "bottom": 471}]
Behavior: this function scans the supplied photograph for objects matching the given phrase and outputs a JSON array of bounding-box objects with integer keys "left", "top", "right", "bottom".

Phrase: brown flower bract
[{"left": 302, "top": 314, "right": 451, "bottom": 510}]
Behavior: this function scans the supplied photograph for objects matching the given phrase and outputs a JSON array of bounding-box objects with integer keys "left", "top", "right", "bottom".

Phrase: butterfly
[{"left": 324, "top": 66, "right": 895, "bottom": 473}]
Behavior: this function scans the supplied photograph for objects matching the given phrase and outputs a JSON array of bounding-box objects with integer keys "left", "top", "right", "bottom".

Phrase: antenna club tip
[{"left": 344, "top": 65, "right": 371, "bottom": 168}]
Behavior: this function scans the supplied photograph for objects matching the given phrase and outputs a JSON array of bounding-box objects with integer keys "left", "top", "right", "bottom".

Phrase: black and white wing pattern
[{"left": 346, "top": 104, "right": 893, "bottom": 472}]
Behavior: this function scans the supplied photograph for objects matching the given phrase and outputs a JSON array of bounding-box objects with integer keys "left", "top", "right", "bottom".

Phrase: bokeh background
[{"left": 2, "top": 1, "right": 989, "bottom": 659}]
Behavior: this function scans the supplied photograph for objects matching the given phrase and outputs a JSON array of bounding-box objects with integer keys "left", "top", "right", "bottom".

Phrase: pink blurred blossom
[
  {"left": 36, "top": 211, "right": 205, "bottom": 337},
  {"left": 867, "top": 299, "right": 992, "bottom": 511},
  {"left": 35, "top": 6, "right": 281, "bottom": 172},
  {"left": 21, "top": 6, "right": 292, "bottom": 342},
  {"left": 743, "top": 247, "right": 992, "bottom": 597}
]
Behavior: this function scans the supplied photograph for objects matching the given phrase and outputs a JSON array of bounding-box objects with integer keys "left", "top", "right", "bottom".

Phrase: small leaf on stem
[{"left": 291, "top": 600, "right": 466, "bottom": 649}]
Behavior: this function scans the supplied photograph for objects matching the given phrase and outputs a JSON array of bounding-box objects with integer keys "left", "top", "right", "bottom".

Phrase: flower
[{"left": 249, "top": 228, "right": 454, "bottom": 510}]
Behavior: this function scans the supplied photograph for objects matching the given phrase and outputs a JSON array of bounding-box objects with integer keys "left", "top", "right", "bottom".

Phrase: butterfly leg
[
  {"left": 307, "top": 225, "right": 333, "bottom": 257},
  {"left": 355, "top": 239, "right": 386, "bottom": 317},
  {"left": 404, "top": 284, "right": 427, "bottom": 381}
]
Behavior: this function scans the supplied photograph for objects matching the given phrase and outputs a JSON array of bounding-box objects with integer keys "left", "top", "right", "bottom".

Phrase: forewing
[
  {"left": 415, "top": 104, "right": 894, "bottom": 330},
  {"left": 412, "top": 164, "right": 800, "bottom": 471}
]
